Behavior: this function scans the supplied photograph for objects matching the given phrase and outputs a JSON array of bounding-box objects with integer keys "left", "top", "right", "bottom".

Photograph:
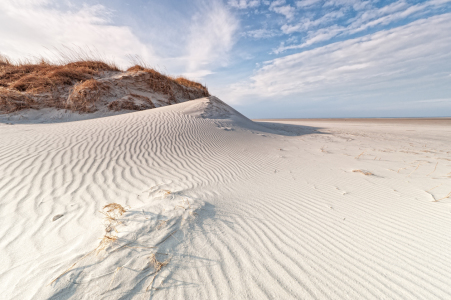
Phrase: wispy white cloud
[
  {"left": 414, "top": 98, "right": 451, "bottom": 103},
  {"left": 226, "top": 13, "right": 451, "bottom": 106},
  {"left": 281, "top": 9, "right": 345, "bottom": 34},
  {"left": 275, "top": 0, "right": 451, "bottom": 53},
  {"left": 228, "top": 0, "right": 261, "bottom": 9},
  {"left": 323, "top": 0, "right": 364, "bottom": 9},
  {"left": 0, "top": 0, "right": 153, "bottom": 66},
  {"left": 268, "top": 0, "right": 296, "bottom": 20},
  {"left": 296, "top": 0, "right": 323, "bottom": 8},
  {"left": 269, "top": 0, "right": 287, "bottom": 9},
  {"left": 185, "top": 1, "right": 239, "bottom": 78},
  {"left": 242, "top": 28, "right": 280, "bottom": 38},
  {"left": 271, "top": 5, "right": 296, "bottom": 20},
  {"left": 0, "top": 0, "right": 240, "bottom": 80}
]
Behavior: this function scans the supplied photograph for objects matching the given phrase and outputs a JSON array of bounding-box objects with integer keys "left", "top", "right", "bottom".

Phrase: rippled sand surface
[{"left": 1, "top": 98, "right": 450, "bottom": 299}]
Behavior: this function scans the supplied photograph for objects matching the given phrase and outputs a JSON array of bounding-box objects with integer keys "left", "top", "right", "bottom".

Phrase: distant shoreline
[{"left": 254, "top": 117, "right": 451, "bottom": 125}]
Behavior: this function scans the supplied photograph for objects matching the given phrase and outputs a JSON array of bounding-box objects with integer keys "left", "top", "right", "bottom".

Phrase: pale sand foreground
[{"left": 1, "top": 98, "right": 450, "bottom": 299}]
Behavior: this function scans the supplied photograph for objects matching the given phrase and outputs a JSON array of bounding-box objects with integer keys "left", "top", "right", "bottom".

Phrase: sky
[{"left": 1, "top": 0, "right": 450, "bottom": 118}]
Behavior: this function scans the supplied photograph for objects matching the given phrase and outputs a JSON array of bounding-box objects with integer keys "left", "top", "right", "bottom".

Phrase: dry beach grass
[
  {"left": 48, "top": 203, "right": 128, "bottom": 285},
  {"left": 0, "top": 53, "right": 209, "bottom": 114}
]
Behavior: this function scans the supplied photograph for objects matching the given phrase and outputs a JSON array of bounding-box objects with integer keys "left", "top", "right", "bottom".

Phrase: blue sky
[{"left": 1, "top": 0, "right": 450, "bottom": 118}]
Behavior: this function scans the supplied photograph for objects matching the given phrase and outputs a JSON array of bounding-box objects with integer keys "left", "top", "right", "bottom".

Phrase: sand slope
[{"left": 1, "top": 98, "right": 451, "bottom": 299}]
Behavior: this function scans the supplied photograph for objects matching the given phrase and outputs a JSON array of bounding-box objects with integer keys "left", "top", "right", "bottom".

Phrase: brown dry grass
[
  {"left": 107, "top": 99, "right": 141, "bottom": 111},
  {"left": 127, "top": 65, "right": 209, "bottom": 101},
  {"left": 148, "top": 253, "right": 170, "bottom": 273},
  {"left": 100, "top": 203, "right": 127, "bottom": 227},
  {"left": 67, "top": 79, "right": 109, "bottom": 112},
  {"left": 0, "top": 57, "right": 116, "bottom": 93},
  {"left": 103, "top": 203, "right": 127, "bottom": 216},
  {"left": 1, "top": 53, "right": 209, "bottom": 114},
  {"left": 146, "top": 253, "right": 171, "bottom": 291},
  {"left": 174, "top": 76, "right": 207, "bottom": 91},
  {"left": 0, "top": 87, "right": 36, "bottom": 112},
  {"left": 108, "top": 94, "right": 155, "bottom": 111},
  {"left": 96, "top": 235, "right": 119, "bottom": 255},
  {"left": 97, "top": 203, "right": 128, "bottom": 253},
  {"left": 0, "top": 53, "right": 118, "bottom": 113}
]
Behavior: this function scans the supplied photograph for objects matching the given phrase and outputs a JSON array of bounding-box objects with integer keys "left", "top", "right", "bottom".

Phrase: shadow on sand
[{"left": 253, "top": 121, "right": 328, "bottom": 137}]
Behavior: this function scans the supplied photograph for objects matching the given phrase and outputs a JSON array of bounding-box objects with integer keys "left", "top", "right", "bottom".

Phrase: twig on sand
[
  {"left": 397, "top": 167, "right": 407, "bottom": 173},
  {"left": 408, "top": 163, "right": 422, "bottom": 177},
  {"left": 427, "top": 162, "right": 438, "bottom": 176},
  {"left": 427, "top": 183, "right": 442, "bottom": 192},
  {"left": 436, "top": 191, "right": 451, "bottom": 202},
  {"left": 355, "top": 151, "right": 365, "bottom": 159},
  {"left": 107, "top": 267, "right": 122, "bottom": 291}
]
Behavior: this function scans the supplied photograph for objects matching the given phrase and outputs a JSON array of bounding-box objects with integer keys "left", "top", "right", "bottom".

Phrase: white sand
[{"left": 1, "top": 97, "right": 450, "bottom": 299}]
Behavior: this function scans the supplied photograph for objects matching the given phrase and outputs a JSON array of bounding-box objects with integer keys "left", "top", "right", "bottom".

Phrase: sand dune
[{"left": 1, "top": 97, "right": 450, "bottom": 299}]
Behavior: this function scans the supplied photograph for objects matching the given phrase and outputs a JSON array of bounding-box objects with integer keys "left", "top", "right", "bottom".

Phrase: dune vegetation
[{"left": 0, "top": 54, "right": 209, "bottom": 114}]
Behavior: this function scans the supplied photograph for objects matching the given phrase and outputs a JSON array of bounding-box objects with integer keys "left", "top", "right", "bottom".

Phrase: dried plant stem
[
  {"left": 145, "top": 273, "right": 158, "bottom": 292},
  {"left": 48, "top": 202, "right": 128, "bottom": 285},
  {"left": 427, "top": 162, "right": 438, "bottom": 176},
  {"left": 408, "top": 163, "right": 422, "bottom": 177},
  {"left": 427, "top": 183, "right": 442, "bottom": 192},
  {"left": 397, "top": 167, "right": 407, "bottom": 173},
  {"left": 48, "top": 250, "right": 95, "bottom": 286},
  {"left": 145, "top": 254, "right": 171, "bottom": 291},
  {"left": 355, "top": 151, "right": 365, "bottom": 159},
  {"left": 107, "top": 267, "right": 122, "bottom": 291},
  {"left": 437, "top": 191, "right": 451, "bottom": 201}
]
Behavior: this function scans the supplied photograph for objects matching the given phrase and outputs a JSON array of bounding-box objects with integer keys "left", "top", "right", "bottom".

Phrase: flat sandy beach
[
  {"left": 254, "top": 118, "right": 451, "bottom": 126},
  {"left": 1, "top": 98, "right": 450, "bottom": 299},
  {"left": 257, "top": 118, "right": 451, "bottom": 125}
]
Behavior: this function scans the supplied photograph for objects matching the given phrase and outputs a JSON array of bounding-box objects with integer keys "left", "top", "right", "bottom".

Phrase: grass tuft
[
  {"left": 146, "top": 254, "right": 171, "bottom": 291},
  {"left": 126, "top": 65, "right": 209, "bottom": 102},
  {"left": 103, "top": 203, "right": 127, "bottom": 216},
  {"left": 96, "top": 203, "right": 128, "bottom": 254},
  {"left": 48, "top": 202, "right": 127, "bottom": 286},
  {"left": 66, "top": 79, "right": 109, "bottom": 112},
  {"left": 96, "top": 235, "right": 118, "bottom": 255}
]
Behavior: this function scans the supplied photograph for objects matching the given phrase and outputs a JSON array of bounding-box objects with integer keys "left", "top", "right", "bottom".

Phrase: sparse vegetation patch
[{"left": 0, "top": 53, "right": 209, "bottom": 114}]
